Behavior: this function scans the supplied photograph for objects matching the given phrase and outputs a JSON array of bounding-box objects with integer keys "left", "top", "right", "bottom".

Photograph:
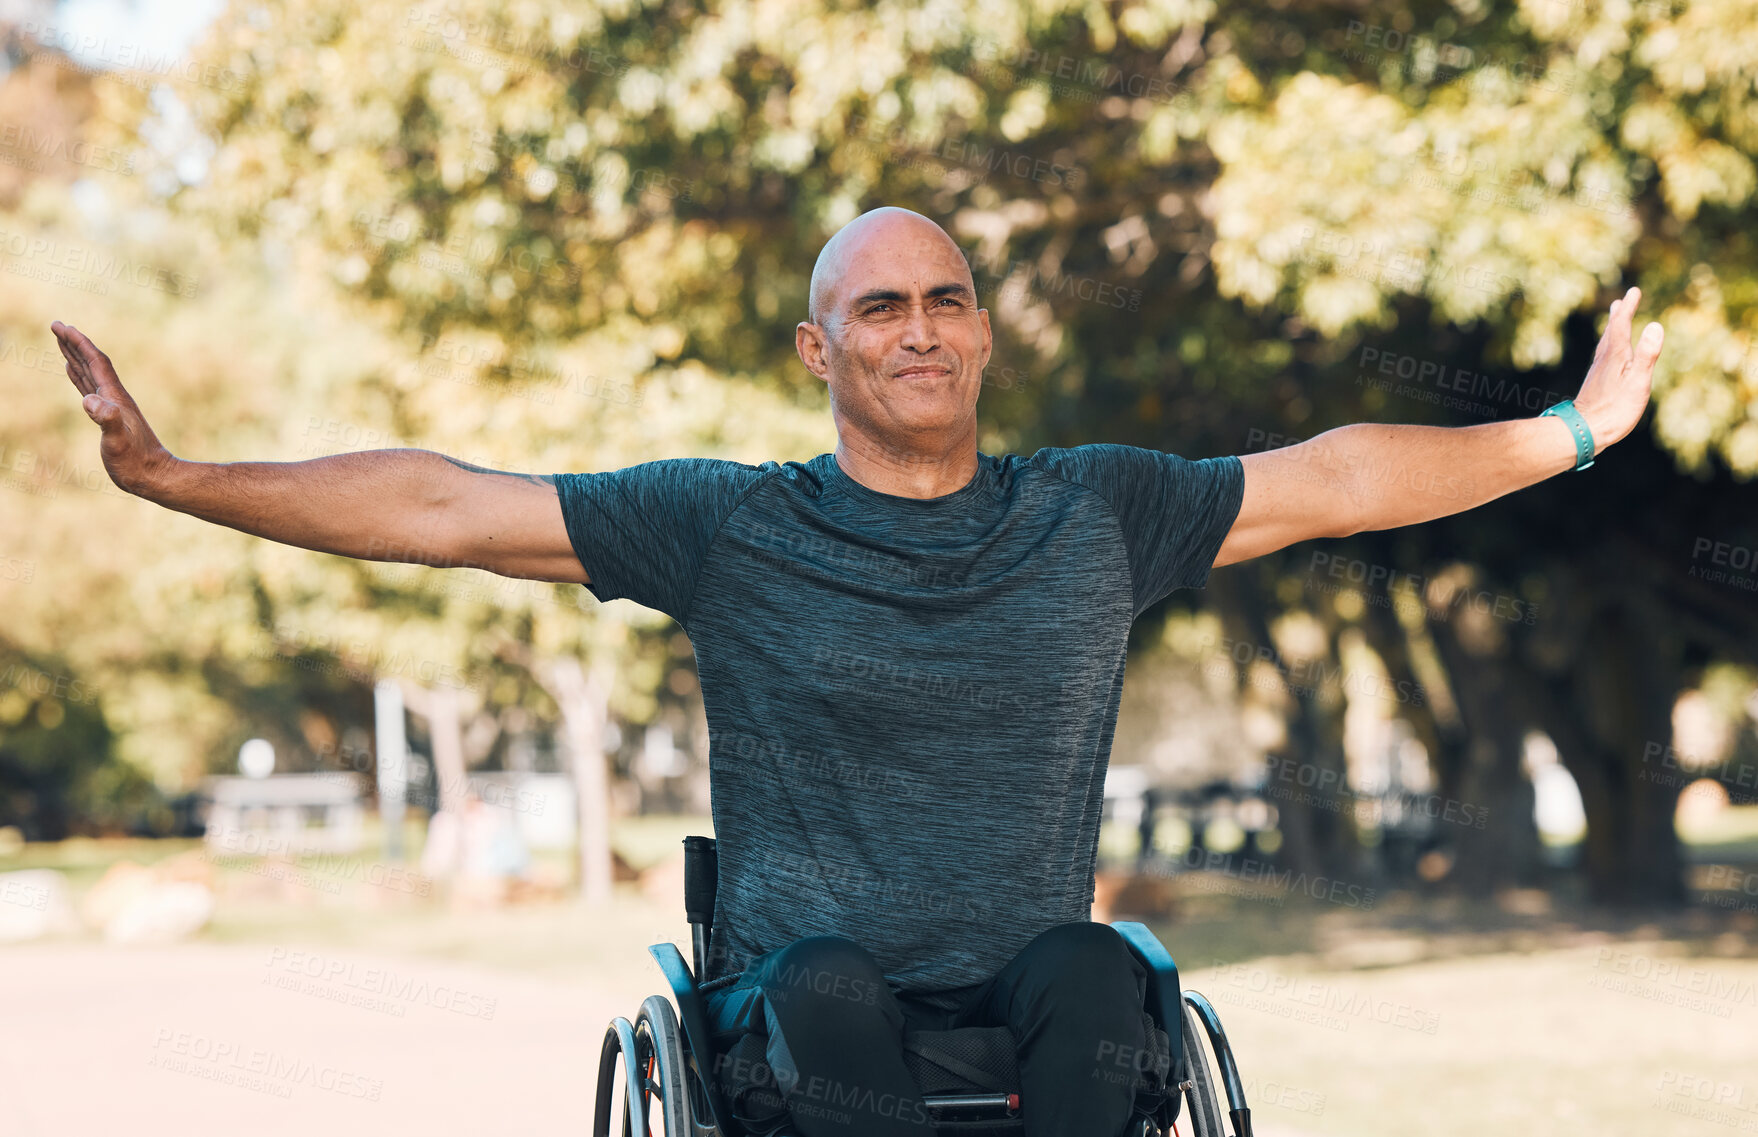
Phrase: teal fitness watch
[{"left": 1540, "top": 398, "right": 1596, "bottom": 471}]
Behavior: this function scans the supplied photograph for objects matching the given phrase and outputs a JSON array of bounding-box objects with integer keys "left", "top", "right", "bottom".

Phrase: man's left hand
[{"left": 1575, "top": 286, "right": 1666, "bottom": 451}]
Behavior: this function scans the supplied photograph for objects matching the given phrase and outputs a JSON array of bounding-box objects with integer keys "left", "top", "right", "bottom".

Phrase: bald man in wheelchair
[{"left": 54, "top": 206, "right": 1664, "bottom": 1137}]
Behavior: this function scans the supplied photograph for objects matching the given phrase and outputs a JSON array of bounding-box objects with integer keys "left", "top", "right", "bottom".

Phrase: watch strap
[{"left": 1540, "top": 399, "right": 1596, "bottom": 471}]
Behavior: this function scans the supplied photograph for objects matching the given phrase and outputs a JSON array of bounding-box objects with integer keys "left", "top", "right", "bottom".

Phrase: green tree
[{"left": 49, "top": 0, "right": 1758, "bottom": 903}]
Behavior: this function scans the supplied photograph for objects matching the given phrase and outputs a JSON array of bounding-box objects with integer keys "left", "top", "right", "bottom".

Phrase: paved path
[
  {"left": 3, "top": 939, "right": 653, "bottom": 1137},
  {"left": 1, "top": 936, "right": 1339, "bottom": 1137}
]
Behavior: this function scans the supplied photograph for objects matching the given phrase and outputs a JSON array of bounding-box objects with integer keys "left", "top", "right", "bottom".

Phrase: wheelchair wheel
[
  {"left": 593, "top": 997, "right": 698, "bottom": 1137},
  {"left": 593, "top": 1015, "right": 646, "bottom": 1137},
  {"left": 635, "top": 995, "right": 694, "bottom": 1137},
  {"left": 1178, "top": 998, "right": 1228, "bottom": 1137}
]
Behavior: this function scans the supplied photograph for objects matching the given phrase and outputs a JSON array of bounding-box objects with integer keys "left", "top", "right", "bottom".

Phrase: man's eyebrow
[{"left": 850, "top": 282, "right": 974, "bottom": 308}]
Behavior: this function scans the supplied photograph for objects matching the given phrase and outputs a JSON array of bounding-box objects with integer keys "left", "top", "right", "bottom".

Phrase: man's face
[{"left": 797, "top": 220, "right": 993, "bottom": 451}]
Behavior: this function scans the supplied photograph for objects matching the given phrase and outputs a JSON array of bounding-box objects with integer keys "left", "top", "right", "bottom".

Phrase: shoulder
[
  {"left": 1023, "top": 444, "right": 1239, "bottom": 481},
  {"left": 1019, "top": 443, "right": 1166, "bottom": 491},
  {"left": 1016, "top": 445, "right": 1244, "bottom": 520},
  {"left": 557, "top": 456, "right": 780, "bottom": 497}
]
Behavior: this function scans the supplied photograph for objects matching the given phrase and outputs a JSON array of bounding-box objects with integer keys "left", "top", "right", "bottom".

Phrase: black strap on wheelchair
[{"left": 899, "top": 1038, "right": 1015, "bottom": 1094}]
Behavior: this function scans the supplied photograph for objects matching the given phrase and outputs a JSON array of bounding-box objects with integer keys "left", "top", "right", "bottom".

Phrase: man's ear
[{"left": 795, "top": 321, "right": 830, "bottom": 384}]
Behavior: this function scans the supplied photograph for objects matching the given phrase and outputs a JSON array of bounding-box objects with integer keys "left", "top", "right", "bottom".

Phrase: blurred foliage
[
  {"left": 114, "top": 0, "right": 1757, "bottom": 475},
  {"left": 0, "top": 638, "right": 158, "bottom": 838},
  {"left": 0, "top": 0, "right": 1754, "bottom": 894}
]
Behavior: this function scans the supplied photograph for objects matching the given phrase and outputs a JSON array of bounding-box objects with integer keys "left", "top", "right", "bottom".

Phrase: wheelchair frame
[{"left": 594, "top": 837, "right": 1255, "bottom": 1137}]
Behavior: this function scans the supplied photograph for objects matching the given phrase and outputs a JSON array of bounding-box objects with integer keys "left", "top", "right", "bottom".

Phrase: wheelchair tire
[
  {"left": 635, "top": 995, "right": 694, "bottom": 1137},
  {"left": 1178, "top": 999, "right": 1228, "bottom": 1137},
  {"left": 594, "top": 1016, "right": 647, "bottom": 1137}
]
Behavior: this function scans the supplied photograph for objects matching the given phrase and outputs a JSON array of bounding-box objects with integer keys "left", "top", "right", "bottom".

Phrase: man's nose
[{"left": 899, "top": 304, "right": 940, "bottom": 352}]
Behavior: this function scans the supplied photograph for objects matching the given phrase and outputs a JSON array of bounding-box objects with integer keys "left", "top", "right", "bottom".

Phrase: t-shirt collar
[{"left": 819, "top": 451, "right": 995, "bottom": 508}]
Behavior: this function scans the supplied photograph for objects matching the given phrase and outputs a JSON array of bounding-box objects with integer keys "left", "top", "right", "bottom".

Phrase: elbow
[
  {"left": 418, "top": 450, "right": 462, "bottom": 513},
  {"left": 1327, "top": 516, "right": 1368, "bottom": 540},
  {"left": 1306, "top": 495, "right": 1366, "bottom": 541},
  {"left": 1325, "top": 472, "right": 1373, "bottom": 539}
]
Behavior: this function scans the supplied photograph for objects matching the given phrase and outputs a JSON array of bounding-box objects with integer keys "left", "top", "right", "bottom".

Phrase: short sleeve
[
  {"left": 552, "top": 458, "right": 771, "bottom": 624},
  {"left": 1033, "top": 444, "right": 1245, "bottom": 616}
]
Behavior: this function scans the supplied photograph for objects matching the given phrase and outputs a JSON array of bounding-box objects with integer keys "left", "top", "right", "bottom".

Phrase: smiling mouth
[{"left": 895, "top": 367, "right": 950, "bottom": 379}]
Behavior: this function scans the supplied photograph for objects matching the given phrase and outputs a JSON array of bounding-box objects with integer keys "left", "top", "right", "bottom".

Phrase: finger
[
  {"left": 58, "top": 342, "right": 94, "bottom": 396},
  {"left": 81, "top": 393, "right": 124, "bottom": 431},
  {"left": 1606, "top": 293, "right": 1634, "bottom": 366},
  {"left": 53, "top": 324, "right": 95, "bottom": 387},
  {"left": 1633, "top": 321, "right": 1664, "bottom": 375},
  {"left": 59, "top": 324, "right": 122, "bottom": 396},
  {"left": 62, "top": 323, "right": 105, "bottom": 374},
  {"left": 1592, "top": 298, "right": 1621, "bottom": 367},
  {"left": 53, "top": 330, "right": 94, "bottom": 396}
]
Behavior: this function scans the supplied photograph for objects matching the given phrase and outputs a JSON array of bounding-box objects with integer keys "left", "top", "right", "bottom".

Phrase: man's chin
[{"left": 887, "top": 406, "right": 968, "bottom": 435}]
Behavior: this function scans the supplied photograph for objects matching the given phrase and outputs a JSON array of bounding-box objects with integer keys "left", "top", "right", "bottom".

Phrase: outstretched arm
[
  {"left": 1214, "top": 287, "right": 1666, "bottom": 568},
  {"left": 51, "top": 321, "right": 587, "bottom": 584}
]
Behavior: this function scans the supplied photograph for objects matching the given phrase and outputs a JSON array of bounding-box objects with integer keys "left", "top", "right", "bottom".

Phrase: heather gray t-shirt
[{"left": 553, "top": 446, "right": 1244, "bottom": 1003}]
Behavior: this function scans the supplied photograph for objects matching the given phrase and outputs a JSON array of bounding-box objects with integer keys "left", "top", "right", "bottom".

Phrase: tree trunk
[
  {"left": 549, "top": 656, "right": 615, "bottom": 906},
  {"left": 1528, "top": 568, "right": 1686, "bottom": 906},
  {"left": 1422, "top": 577, "right": 1543, "bottom": 896},
  {"left": 402, "top": 681, "right": 468, "bottom": 816},
  {"left": 1211, "top": 569, "right": 1355, "bottom": 880}
]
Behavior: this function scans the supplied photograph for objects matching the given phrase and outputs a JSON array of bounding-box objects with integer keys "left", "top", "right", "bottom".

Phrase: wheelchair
[{"left": 594, "top": 837, "right": 1254, "bottom": 1137}]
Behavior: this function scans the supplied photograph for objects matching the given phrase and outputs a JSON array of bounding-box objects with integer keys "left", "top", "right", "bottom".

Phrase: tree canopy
[{"left": 3, "top": 0, "right": 1755, "bottom": 903}]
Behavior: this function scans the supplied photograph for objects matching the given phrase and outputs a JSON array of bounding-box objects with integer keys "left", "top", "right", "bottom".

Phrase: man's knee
[
  {"left": 1004, "top": 922, "right": 1146, "bottom": 1019},
  {"left": 1019, "top": 921, "right": 1136, "bottom": 973},
  {"left": 752, "top": 935, "right": 889, "bottom": 1008}
]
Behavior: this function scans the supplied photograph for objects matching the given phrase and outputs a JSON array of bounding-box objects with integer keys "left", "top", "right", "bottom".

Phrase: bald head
[
  {"left": 807, "top": 207, "right": 971, "bottom": 329},
  {"left": 793, "top": 205, "right": 992, "bottom": 474}
]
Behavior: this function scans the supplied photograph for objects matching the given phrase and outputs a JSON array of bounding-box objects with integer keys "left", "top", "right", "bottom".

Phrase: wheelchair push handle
[{"left": 683, "top": 835, "right": 718, "bottom": 926}]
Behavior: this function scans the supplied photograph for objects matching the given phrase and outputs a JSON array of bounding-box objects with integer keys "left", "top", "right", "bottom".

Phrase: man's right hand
[
  {"left": 53, "top": 320, "right": 175, "bottom": 497},
  {"left": 48, "top": 320, "right": 589, "bottom": 585}
]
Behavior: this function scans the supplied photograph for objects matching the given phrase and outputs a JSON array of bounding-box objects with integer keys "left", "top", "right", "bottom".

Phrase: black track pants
[{"left": 703, "top": 922, "right": 1150, "bottom": 1137}]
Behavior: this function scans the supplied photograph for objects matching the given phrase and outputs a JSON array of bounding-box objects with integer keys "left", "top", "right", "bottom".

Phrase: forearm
[
  {"left": 144, "top": 449, "right": 467, "bottom": 565},
  {"left": 1315, "top": 413, "right": 1581, "bottom": 535},
  {"left": 1219, "top": 289, "right": 1663, "bottom": 569}
]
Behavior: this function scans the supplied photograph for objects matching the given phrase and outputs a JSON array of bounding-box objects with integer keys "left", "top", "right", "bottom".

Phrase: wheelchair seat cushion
[
  {"left": 900, "top": 1026, "right": 1020, "bottom": 1095},
  {"left": 901, "top": 1013, "right": 1171, "bottom": 1099},
  {"left": 711, "top": 1026, "right": 1023, "bottom": 1111}
]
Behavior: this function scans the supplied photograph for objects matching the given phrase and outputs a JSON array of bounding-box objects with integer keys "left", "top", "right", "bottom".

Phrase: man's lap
[
  {"left": 701, "top": 924, "right": 1161, "bottom": 1137},
  {"left": 704, "top": 922, "right": 1140, "bottom": 1039}
]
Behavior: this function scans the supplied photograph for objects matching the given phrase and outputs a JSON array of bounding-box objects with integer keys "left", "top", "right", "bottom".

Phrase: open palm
[
  {"left": 51, "top": 321, "right": 173, "bottom": 496},
  {"left": 1576, "top": 286, "right": 1666, "bottom": 450}
]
